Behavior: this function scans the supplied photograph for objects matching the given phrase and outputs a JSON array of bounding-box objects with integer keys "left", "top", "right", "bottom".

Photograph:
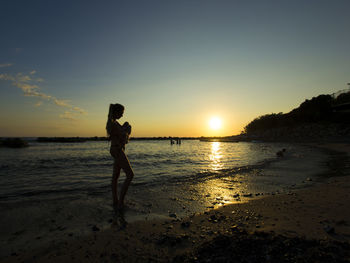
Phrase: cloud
[
  {"left": 35, "top": 101, "right": 43, "bottom": 107},
  {"left": 0, "top": 63, "right": 13, "bottom": 68},
  {"left": 72, "top": 106, "right": 87, "bottom": 114},
  {"left": 0, "top": 73, "right": 15, "bottom": 81},
  {"left": 59, "top": 111, "right": 77, "bottom": 121},
  {"left": 0, "top": 70, "right": 87, "bottom": 119},
  {"left": 53, "top": 98, "right": 71, "bottom": 107},
  {"left": 16, "top": 73, "right": 32, "bottom": 82}
]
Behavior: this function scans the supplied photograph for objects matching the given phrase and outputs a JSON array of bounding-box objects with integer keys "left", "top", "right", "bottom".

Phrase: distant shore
[
  {"left": 2, "top": 122, "right": 350, "bottom": 145},
  {"left": 3, "top": 142, "right": 350, "bottom": 263}
]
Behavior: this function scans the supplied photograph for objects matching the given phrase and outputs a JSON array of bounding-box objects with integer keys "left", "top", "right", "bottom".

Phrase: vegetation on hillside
[{"left": 244, "top": 91, "right": 350, "bottom": 135}]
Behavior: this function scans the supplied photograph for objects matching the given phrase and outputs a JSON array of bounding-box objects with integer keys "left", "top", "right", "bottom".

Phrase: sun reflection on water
[{"left": 209, "top": 142, "right": 223, "bottom": 171}]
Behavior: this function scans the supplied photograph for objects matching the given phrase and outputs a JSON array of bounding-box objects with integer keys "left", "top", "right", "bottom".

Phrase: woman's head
[
  {"left": 106, "top": 103, "right": 125, "bottom": 138},
  {"left": 109, "top": 103, "right": 124, "bottom": 120}
]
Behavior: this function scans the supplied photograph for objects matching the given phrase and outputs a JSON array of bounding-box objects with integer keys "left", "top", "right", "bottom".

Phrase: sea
[{"left": 0, "top": 139, "right": 333, "bottom": 256}]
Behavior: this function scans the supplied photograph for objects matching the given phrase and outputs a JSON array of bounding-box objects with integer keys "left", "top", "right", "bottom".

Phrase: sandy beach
[{"left": 3, "top": 143, "right": 350, "bottom": 263}]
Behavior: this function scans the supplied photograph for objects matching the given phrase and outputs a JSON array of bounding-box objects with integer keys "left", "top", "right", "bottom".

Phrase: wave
[
  {"left": 163, "top": 157, "right": 279, "bottom": 184},
  {"left": 0, "top": 184, "right": 110, "bottom": 201}
]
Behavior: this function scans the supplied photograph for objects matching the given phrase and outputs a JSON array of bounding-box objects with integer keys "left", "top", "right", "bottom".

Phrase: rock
[
  {"left": 323, "top": 225, "right": 335, "bottom": 234},
  {"left": 169, "top": 213, "right": 177, "bottom": 218},
  {"left": 57, "top": 226, "right": 67, "bottom": 231},
  {"left": 157, "top": 233, "right": 187, "bottom": 246},
  {"left": 230, "top": 225, "right": 239, "bottom": 231},
  {"left": 181, "top": 221, "right": 191, "bottom": 228},
  {"left": 210, "top": 215, "right": 218, "bottom": 221},
  {"left": 92, "top": 225, "right": 100, "bottom": 232},
  {"left": 219, "top": 215, "right": 227, "bottom": 221}
]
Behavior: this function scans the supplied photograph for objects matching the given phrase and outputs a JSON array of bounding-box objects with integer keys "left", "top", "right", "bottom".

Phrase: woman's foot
[
  {"left": 113, "top": 199, "right": 119, "bottom": 208},
  {"left": 118, "top": 200, "right": 125, "bottom": 210}
]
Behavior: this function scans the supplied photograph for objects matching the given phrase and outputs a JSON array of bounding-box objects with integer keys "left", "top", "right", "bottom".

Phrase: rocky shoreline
[{"left": 175, "top": 230, "right": 350, "bottom": 263}]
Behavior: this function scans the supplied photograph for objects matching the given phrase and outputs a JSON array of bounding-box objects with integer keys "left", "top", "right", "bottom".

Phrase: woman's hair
[{"left": 106, "top": 103, "right": 125, "bottom": 138}]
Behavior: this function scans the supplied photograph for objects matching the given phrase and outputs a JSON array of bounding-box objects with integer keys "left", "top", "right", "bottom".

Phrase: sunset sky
[{"left": 1, "top": 0, "right": 349, "bottom": 137}]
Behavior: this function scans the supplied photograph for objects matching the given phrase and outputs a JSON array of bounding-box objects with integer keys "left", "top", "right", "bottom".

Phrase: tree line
[{"left": 244, "top": 91, "right": 350, "bottom": 134}]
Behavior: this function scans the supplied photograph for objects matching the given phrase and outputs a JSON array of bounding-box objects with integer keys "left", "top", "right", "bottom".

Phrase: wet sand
[{"left": 2, "top": 143, "right": 350, "bottom": 262}]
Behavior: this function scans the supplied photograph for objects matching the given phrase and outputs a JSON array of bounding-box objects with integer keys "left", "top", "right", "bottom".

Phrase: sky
[{"left": 0, "top": 0, "right": 349, "bottom": 137}]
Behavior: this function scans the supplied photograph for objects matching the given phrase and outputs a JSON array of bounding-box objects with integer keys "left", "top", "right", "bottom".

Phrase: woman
[{"left": 106, "top": 103, "right": 134, "bottom": 209}]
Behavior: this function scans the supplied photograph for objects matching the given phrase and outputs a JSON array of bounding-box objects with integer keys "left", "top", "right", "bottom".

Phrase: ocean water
[{"left": 0, "top": 140, "right": 331, "bottom": 256}]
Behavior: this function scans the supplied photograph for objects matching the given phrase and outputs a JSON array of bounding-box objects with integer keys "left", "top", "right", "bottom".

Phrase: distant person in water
[{"left": 106, "top": 103, "right": 134, "bottom": 209}]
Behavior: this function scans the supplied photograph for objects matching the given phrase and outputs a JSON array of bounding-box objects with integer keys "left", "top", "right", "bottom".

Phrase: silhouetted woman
[{"left": 106, "top": 103, "right": 134, "bottom": 209}]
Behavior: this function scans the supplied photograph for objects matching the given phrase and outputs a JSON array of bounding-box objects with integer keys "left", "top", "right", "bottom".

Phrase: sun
[{"left": 209, "top": 117, "right": 222, "bottom": 130}]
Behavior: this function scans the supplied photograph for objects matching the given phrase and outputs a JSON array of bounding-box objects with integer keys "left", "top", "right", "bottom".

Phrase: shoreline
[{"left": 3, "top": 142, "right": 350, "bottom": 262}]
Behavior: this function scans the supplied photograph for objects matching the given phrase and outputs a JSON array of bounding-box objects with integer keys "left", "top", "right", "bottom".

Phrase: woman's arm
[{"left": 111, "top": 121, "right": 130, "bottom": 145}]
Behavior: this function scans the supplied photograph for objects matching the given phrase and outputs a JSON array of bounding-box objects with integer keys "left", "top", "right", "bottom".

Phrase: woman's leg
[
  {"left": 117, "top": 151, "right": 134, "bottom": 208},
  {"left": 112, "top": 160, "right": 121, "bottom": 206}
]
